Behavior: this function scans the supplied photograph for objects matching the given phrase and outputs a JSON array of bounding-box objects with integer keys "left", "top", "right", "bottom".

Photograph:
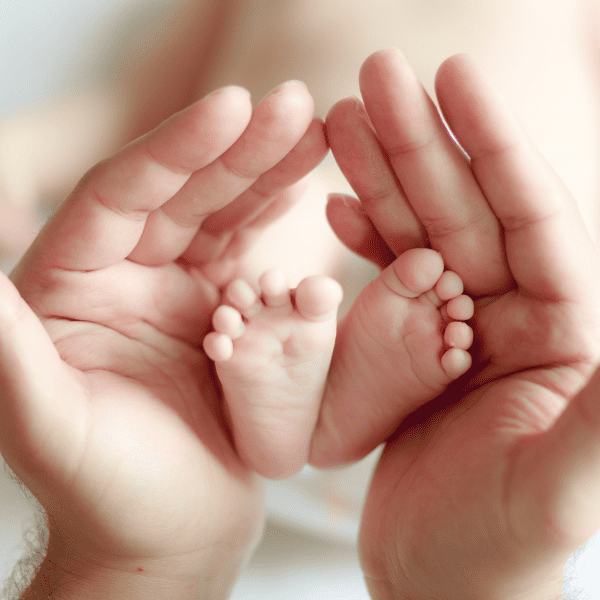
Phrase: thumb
[
  {"left": 509, "top": 365, "right": 600, "bottom": 554},
  {"left": 0, "top": 273, "right": 85, "bottom": 492}
]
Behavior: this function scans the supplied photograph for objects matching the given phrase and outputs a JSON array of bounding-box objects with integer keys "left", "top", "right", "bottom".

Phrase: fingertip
[
  {"left": 261, "top": 80, "right": 314, "bottom": 116},
  {"left": 325, "top": 193, "right": 367, "bottom": 244},
  {"left": 326, "top": 96, "right": 355, "bottom": 123},
  {"left": 203, "top": 84, "right": 252, "bottom": 107},
  {"left": 435, "top": 53, "right": 475, "bottom": 87},
  {"left": 359, "top": 48, "right": 405, "bottom": 86},
  {"left": 304, "top": 118, "right": 328, "bottom": 154},
  {"left": 197, "top": 84, "right": 254, "bottom": 131}
]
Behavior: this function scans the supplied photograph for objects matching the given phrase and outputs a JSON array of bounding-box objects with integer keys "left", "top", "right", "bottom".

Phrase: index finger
[{"left": 19, "top": 86, "right": 253, "bottom": 273}]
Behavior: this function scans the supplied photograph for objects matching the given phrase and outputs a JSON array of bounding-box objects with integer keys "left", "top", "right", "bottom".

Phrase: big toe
[
  {"left": 382, "top": 248, "right": 445, "bottom": 298},
  {"left": 295, "top": 275, "right": 343, "bottom": 321}
]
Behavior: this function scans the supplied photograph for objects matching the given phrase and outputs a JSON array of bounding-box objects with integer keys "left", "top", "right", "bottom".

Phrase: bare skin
[
  {"left": 3, "top": 0, "right": 599, "bottom": 274},
  {"left": 204, "top": 248, "right": 473, "bottom": 478},
  {"left": 204, "top": 270, "right": 343, "bottom": 479},
  {"left": 2, "top": 46, "right": 600, "bottom": 600},
  {"left": 322, "top": 49, "right": 600, "bottom": 600},
  {"left": 0, "top": 80, "right": 328, "bottom": 600},
  {"left": 313, "top": 247, "right": 473, "bottom": 465}
]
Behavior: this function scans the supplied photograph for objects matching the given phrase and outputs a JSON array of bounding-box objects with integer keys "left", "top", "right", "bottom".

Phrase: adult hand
[
  {"left": 324, "top": 49, "right": 600, "bottom": 599},
  {"left": 0, "top": 81, "right": 326, "bottom": 599}
]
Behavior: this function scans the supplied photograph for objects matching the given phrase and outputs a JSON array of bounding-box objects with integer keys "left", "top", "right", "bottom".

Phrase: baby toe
[
  {"left": 441, "top": 348, "right": 472, "bottom": 379},
  {"left": 203, "top": 332, "right": 234, "bottom": 362},
  {"left": 213, "top": 305, "right": 245, "bottom": 339},
  {"left": 226, "top": 279, "right": 262, "bottom": 317},
  {"left": 434, "top": 270, "right": 464, "bottom": 301},
  {"left": 295, "top": 275, "right": 343, "bottom": 321},
  {"left": 446, "top": 294, "right": 475, "bottom": 321},
  {"left": 259, "top": 269, "right": 291, "bottom": 308},
  {"left": 383, "top": 248, "right": 445, "bottom": 298},
  {"left": 444, "top": 321, "right": 474, "bottom": 350}
]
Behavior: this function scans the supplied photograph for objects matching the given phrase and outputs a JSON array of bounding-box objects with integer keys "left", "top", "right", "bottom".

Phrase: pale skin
[
  {"left": 3, "top": 0, "right": 600, "bottom": 276},
  {"left": 322, "top": 49, "right": 600, "bottom": 600},
  {"left": 203, "top": 247, "right": 474, "bottom": 479},
  {"left": 2, "top": 48, "right": 600, "bottom": 600},
  {"left": 0, "top": 79, "right": 329, "bottom": 600}
]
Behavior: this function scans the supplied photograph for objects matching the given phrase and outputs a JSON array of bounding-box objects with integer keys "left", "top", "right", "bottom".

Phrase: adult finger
[
  {"left": 326, "top": 97, "right": 427, "bottom": 256},
  {"left": 359, "top": 49, "right": 510, "bottom": 296},
  {"left": 19, "top": 87, "right": 253, "bottom": 273},
  {"left": 325, "top": 194, "right": 396, "bottom": 269},
  {"left": 181, "top": 118, "right": 328, "bottom": 266},
  {"left": 195, "top": 183, "right": 309, "bottom": 286},
  {"left": 436, "top": 55, "right": 600, "bottom": 304},
  {"left": 128, "top": 81, "right": 315, "bottom": 266}
]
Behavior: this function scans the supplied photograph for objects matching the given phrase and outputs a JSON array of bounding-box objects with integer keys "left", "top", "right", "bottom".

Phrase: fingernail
[
  {"left": 350, "top": 95, "right": 365, "bottom": 112},
  {"left": 204, "top": 85, "right": 251, "bottom": 101},
  {"left": 327, "top": 193, "right": 365, "bottom": 213},
  {"left": 259, "top": 80, "right": 308, "bottom": 103},
  {"left": 274, "top": 80, "right": 308, "bottom": 92},
  {"left": 350, "top": 95, "right": 373, "bottom": 126}
]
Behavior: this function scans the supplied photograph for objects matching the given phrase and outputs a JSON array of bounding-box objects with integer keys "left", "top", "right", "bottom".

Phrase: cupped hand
[
  {"left": 322, "top": 49, "right": 600, "bottom": 599},
  {"left": 0, "top": 81, "right": 326, "bottom": 595}
]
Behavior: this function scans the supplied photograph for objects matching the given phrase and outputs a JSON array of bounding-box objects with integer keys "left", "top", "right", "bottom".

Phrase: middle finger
[
  {"left": 129, "top": 81, "right": 315, "bottom": 266},
  {"left": 359, "top": 49, "right": 511, "bottom": 296}
]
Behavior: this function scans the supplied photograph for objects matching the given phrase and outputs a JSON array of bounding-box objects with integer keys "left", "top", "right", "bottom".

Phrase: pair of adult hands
[{"left": 1, "top": 49, "right": 599, "bottom": 599}]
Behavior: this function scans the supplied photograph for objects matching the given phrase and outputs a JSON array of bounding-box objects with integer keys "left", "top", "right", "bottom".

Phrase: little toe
[
  {"left": 203, "top": 332, "right": 234, "bottom": 362},
  {"left": 213, "top": 305, "right": 245, "bottom": 339},
  {"left": 441, "top": 347, "right": 472, "bottom": 379},
  {"left": 444, "top": 321, "right": 474, "bottom": 350},
  {"left": 295, "top": 275, "right": 343, "bottom": 321},
  {"left": 435, "top": 271, "right": 464, "bottom": 301},
  {"left": 446, "top": 294, "right": 475, "bottom": 321},
  {"left": 259, "top": 269, "right": 291, "bottom": 308},
  {"left": 382, "top": 248, "right": 444, "bottom": 298},
  {"left": 226, "top": 279, "right": 262, "bottom": 318}
]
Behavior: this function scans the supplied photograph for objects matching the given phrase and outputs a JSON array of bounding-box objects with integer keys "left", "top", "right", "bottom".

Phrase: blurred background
[{"left": 1, "top": 0, "right": 600, "bottom": 598}]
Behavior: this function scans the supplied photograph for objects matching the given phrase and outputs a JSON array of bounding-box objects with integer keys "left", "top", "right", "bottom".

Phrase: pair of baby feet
[{"left": 203, "top": 248, "right": 474, "bottom": 479}]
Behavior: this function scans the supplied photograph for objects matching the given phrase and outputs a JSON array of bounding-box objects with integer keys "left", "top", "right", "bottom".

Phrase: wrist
[
  {"left": 364, "top": 557, "right": 566, "bottom": 600},
  {"left": 20, "top": 534, "right": 243, "bottom": 600}
]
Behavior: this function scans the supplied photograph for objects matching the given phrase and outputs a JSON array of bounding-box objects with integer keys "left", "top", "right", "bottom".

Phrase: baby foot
[
  {"left": 203, "top": 269, "right": 343, "bottom": 479},
  {"left": 310, "top": 247, "right": 474, "bottom": 466}
]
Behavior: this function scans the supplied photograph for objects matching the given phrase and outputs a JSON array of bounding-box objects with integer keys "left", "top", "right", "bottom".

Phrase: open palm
[
  {"left": 0, "top": 81, "right": 326, "bottom": 591},
  {"left": 324, "top": 50, "right": 600, "bottom": 598}
]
